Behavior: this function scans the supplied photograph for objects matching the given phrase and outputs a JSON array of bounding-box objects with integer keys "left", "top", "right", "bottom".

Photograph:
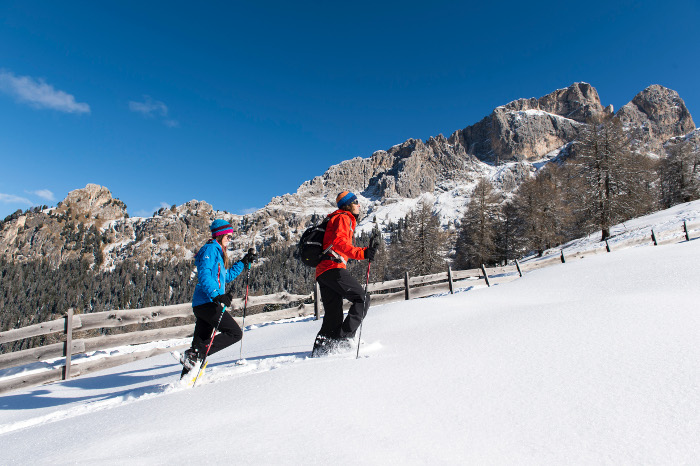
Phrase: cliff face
[
  {"left": 616, "top": 84, "right": 695, "bottom": 155},
  {"left": 452, "top": 82, "right": 607, "bottom": 164},
  {"left": 1, "top": 83, "right": 695, "bottom": 270}
]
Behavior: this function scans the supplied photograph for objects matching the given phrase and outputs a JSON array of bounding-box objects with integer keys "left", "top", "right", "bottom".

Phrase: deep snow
[{"left": 1, "top": 205, "right": 700, "bottom": 464}]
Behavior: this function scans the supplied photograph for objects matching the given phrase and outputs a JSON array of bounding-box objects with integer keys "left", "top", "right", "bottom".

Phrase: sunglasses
[
  {"left": 223, "top": 234, "right": 233, "bottom": 240},
  {"left": 349, "top": 200, "right": 360, "bottom": 206}
]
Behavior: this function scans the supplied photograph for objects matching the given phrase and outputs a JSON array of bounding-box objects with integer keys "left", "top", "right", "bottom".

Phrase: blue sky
[{"left": 1, "top": 0, "right": 698, "bottom": 219}]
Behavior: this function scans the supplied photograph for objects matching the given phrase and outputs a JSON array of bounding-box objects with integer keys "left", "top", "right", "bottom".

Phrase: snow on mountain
[{"left": 2, "top": 203, "right": 699, "bottom": 464}]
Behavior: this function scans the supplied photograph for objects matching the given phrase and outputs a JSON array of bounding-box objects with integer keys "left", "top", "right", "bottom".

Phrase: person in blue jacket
[{"left": 180, "top": 219, "right": 256, "bottom": 374}]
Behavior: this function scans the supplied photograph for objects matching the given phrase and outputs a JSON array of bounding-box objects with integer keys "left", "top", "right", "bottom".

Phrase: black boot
[
  {"left": 311, "top": 335, "right": 334, "bottom": 358},
  {"left": 311, "top": 335, "right": 354, "bottom": 357},
  {"left": 179, "top": 348, "right": 202, "bottom": 378}
]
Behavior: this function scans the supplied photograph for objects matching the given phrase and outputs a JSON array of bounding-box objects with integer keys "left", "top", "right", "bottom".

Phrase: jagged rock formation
[
  {"left": 0, "top": 184, "right": 128, "bottom": 266},
  {"left": 1, "top": 83, "right": 696, "bottom": 271},
  {"left": 0, "top": 185, "right": 241, "bottom": 269},
  {"left": 616, "top": 84, "right": 695, "bottom": 155},
  {"left": 58, "top": 184, "right": 127, "bottom": 221},
  {"left": 452, "top": 82, "right": 607, "bottom": 164}
]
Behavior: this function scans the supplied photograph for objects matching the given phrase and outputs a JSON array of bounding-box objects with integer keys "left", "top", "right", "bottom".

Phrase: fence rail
[{"left": 1, "top": 217, "right": 698, "bottom": 394}]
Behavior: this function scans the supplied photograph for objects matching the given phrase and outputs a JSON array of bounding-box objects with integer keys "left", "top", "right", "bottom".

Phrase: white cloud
[
  {"left": 27, "top": 189, "right": 55, "bottom": 201},
  {"left": 129, "top": 96, "right": 179, "bottom": 127},
  {"left": 0, "top": 193, "right": 32, "bottom": 205},
  {"left": 239, "top": 207, "right": 260, "bottom": 215},
  {"left": 129, "top": 95, "right": 169, "bottom": 118},
  {"left": 0, "top": 70, "right": 90, "bottom": 114}
]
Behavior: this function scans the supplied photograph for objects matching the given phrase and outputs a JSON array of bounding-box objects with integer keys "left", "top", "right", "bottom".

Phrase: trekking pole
[
  {"left": 238, "top": 248, "right": 254, "bottom": 364},
  {"left": 192, "top": 304, "right": 227, "bottom": 387},
  {"left": 355, "top": 261, "right": 372, "bottom": 360}
]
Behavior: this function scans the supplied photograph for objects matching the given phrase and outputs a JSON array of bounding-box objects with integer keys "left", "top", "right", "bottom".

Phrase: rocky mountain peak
[
  {"left": 616, "top": 84, "right": 696, "bottom": 155},
  {"left": 453, "top": 82, "right": 600, "bottom": 164},
  {"left": 56, "top": 184, "right": 127, "bottom": 221},
  {"left": 502, "top": 82, "right": 604, "bottom": 123}
]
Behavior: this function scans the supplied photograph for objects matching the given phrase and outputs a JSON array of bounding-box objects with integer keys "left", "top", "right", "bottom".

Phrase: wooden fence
[{"left": 1, "top": 218, "right": 698, "bottom": 394}]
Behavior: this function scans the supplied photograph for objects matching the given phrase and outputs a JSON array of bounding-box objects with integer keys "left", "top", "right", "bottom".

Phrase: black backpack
[{"left": 297, "top": 215, "right": 333, "bottom": 267}]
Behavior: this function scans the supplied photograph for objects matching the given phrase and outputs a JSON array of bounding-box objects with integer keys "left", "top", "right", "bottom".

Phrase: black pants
[
  {"left": 316, "top": 268, "right": 370, "bottom": 339},
  {"left": 191, "top": 302, "right": 243, "bottom": 356}
]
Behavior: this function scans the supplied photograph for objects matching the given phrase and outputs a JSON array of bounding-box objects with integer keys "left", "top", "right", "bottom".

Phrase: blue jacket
[{"left": 192, "top": 240, "right": 245, "bottom": 307}]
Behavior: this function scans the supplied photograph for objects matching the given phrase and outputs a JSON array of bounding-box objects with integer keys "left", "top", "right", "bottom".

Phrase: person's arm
[
  {"left": 331, "top": 215, "right": 366, "bottom": 260},
  {"left": 225, "top": 260, "right": 244, "bottom": 283}
]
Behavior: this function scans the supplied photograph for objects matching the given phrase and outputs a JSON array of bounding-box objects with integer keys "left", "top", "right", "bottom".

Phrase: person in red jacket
[{"left": 312, "top": 191, "right": 378, "bottom": 357}]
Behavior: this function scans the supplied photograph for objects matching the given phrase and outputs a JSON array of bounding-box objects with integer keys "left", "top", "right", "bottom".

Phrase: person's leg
[
  {"left": 317, "top": 268, "right": 369, "bottom": 339},
  {"left": 191, "top": 304, "right": 215, "bottom": 353},
  {"left": 334, "top": 269, "right": 370, "bottom": 339},
  {"left": 181, "top": 304, "right": 217, "bottom": 373},
  {"left": 312, "top": 270, "right": 347, "bottom": 356},
  {"left": 192, "top": 303, "right": 242, "bottom": 356},
  {"left": 207, "top": 310, "right": 242, "bottom": 355},
  {"left": 316, "top": 271, "right": 345, "bottom": 338}
]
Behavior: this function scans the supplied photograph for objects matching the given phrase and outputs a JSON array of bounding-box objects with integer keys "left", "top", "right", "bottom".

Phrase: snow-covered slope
[
  {"left": 1, "top": 216, "right": 699, "bottom": 463},
  {"left": 534, "top": 199, "right": 700, "bottom": 258}
]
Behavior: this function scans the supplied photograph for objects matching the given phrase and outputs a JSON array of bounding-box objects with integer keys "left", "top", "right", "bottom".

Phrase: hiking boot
[
  {"left": 311, "top": 335, "right": 335, "bottom": 358},
  {"left": 311, "top": 335, "right": 354, "bottom": 357},
  {"left": 180, "top": 348, "right": 201, "bottom": 370}
]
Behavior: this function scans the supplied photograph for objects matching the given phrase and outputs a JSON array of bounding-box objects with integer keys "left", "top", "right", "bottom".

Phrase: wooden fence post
[
  {"left": 314, "top": 282, "right": 320, "bottom": 320},
  {"left": 560, "top": 250, "right": 566, "bottom": 263},
  {"left": 605, "top": 239, "right": 611, "bottom": 252},
  {"left": 651, "top": 228, "right": 658, "bottom": 246},
  {"left": 684, "top": 220, "right": 690, "bottom": 241},
  {"left": 447, "top": 266, "right": 454, "bottom": 294},
  {"left": 404, "top": 272, "right": 411, "bottom": 300},
  {"left": 63, "top": 308, "right": 73, "bottom": 380},
  {"left": 481, "top": 264, "right": 490, "bottom": 287},
  {"left": 515, "top": 259, "right": 522, "bottom": 277}
]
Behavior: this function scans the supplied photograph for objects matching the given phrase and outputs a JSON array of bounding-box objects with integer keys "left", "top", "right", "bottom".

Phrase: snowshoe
[{"left": 334, "top": 338, "right": 353, "bottom": 352}]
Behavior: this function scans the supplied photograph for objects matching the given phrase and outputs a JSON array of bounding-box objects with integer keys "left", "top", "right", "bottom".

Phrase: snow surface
[
  {"left": 2, "top": 210, "right": 700, "bottom": 463},
  {"left": 539, "top": 199, "right": 700, "bottom": 258}
]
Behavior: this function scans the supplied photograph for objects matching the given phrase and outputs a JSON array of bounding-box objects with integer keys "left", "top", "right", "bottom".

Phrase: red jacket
[{"left": 315, "top": 210, "right": 366, "bottom": 278}]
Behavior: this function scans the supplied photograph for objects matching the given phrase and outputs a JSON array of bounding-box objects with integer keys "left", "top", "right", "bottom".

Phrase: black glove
[
  {"left": 241, "top": 248, "right": 257, "bottom": 267},
  {"left": 365, "top": 234, "right": 379, "bottom": 262},
  {"left": 212, "top": 292, "right": 233, "bottom": 307}
]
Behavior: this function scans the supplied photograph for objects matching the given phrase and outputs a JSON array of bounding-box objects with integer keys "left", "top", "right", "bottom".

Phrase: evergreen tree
[
  {"left": 347, "top": 222, "right": 389, "bottom": 283},
  {"left": 570, "top": 116, "right": 657, "bottom": 240},
  {"left": 660, "top": 139, "right": 700, "bottom": 208},
  {"left": 455, "top": 178, "right": 500, "bottom": 269},
  {"left": 510, "top": 168, "right": 571, "bottom": 256},
  {"left": 389, "top": 201, "right": 448, "bottom": 277},
  {"left": 494, "top": 200, "right": 525, "bottom": 264}
]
